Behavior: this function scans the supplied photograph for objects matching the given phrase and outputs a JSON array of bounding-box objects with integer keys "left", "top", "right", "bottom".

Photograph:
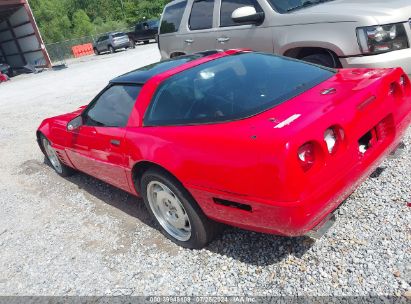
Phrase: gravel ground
[{"left": 0, "top": 44, "right": 410, "bottom": 297}]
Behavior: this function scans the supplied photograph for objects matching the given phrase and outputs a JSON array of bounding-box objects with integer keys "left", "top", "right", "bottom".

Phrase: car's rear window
[
  {"left": 145, "top": 53, "right": 335, "bottom": 126},
  {"left": 160, "top": 1, "right": 187, "bottom": 34},
  {"left": 113, "top": 32, "right": 126, "bottom": 38}
]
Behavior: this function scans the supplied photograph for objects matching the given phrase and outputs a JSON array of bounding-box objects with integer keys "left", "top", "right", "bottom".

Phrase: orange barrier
[{"left": 72, "top": 43, "right": 94, "bottom": 58}]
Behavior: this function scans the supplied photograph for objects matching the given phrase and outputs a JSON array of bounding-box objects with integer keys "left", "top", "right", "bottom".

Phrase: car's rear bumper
[
  {"left": 340, "top": 48, "right": 411, "bottom": 76},
  {"left": 187, "top": 110, "right": 411, "bottom": 237},
  {"left": 113, "top": 41, "right": 130, "bottom": 49}
]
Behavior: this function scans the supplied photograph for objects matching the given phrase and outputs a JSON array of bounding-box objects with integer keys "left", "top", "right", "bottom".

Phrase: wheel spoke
[
  {"left": 146, "top": 181, "right": 191, "bottom": 242},
  {"left": 43, "top": 138, "right": 63, "bottom": 174}
]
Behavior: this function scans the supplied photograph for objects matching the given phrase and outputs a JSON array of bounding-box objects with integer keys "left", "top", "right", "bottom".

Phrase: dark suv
[
  {"left": 127, "top": 20, "right": 159, "bottom": 47},
  {"left": 93, "top": 32, "right": 130, "bottom": 55}
]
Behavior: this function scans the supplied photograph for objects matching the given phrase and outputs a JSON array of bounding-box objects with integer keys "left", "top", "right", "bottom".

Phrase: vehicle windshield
[
  {"left": 148, "top": 20, "right": 159, "bottom": 27},
  {"left": 267, "top": 0, "right": 335, "bottom": 13}
]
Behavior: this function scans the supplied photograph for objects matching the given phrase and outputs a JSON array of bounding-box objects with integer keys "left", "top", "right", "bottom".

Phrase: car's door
[
  {"left": 181, "top": 0, "right": 218, "bottom": 54},
  {"left": 66, "top": 84, "right": 142, "bottom": 192},
  {"left": 97, "top": 35, "right": 108, "bottom": 52},
  {"left": 141, "top": 22, "right": 150, "bottom": 39},
  {"left": 214, "top": 0, "right": 273, "bottom": 52},
  {"left": 95, "top": 37, "right": 102, "bottom": 52},
  {"left": 135, "top": 23, "right": 144, "bottom": 41},
  {"left": 103, "top": 35, "right": 110, "bottom": 51}
]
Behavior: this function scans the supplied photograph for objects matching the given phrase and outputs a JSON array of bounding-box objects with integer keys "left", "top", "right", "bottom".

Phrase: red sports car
[{"left": 37, "top": 50, "right": 411, "bottom": 249}]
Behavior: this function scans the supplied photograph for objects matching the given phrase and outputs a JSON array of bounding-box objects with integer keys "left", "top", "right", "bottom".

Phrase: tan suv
[{"left": 158, "top": 0, "right": 411, "bottom": 74}]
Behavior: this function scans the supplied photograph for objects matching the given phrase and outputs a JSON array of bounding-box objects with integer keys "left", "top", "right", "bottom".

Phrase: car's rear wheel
[
  {"left": 108, "top": 45, "right": 115, "bottom": 54},
  {"left": 129, "top": 39, "right": 135, "bottom": 49},
  {"left": 141, "top": 169, "right": 220, "bottom": 249},
  {"left": 40, "top": 135, "right": 75, "bottom": 177},
  {"left": 94, "top": 48, "right": 100, "bottom": 55}
]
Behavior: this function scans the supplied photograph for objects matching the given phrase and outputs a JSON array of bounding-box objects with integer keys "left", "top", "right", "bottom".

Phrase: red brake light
[{"left": 298, "top": 143, "right": 316, "bottom": 172}]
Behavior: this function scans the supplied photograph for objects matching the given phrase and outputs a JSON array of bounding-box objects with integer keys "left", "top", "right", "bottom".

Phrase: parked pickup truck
[
  {"left": 127, "top": 19, "right": 160, "bottom": 47},
  {"left": 158, "top": 0, "right": 411, "bottom": 74}
]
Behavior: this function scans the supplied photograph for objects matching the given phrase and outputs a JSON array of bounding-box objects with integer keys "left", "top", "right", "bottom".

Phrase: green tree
[
  {"left": 72, "top": 9, "right": 94, "bottom": 37},
  {"left": 30, "top": 0, "right": 172, "bottom": 43}
]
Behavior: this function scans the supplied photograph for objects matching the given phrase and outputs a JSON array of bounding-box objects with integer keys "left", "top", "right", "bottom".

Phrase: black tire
[
  {"left": 40, "top": 134, "right": 75, "bottom": 177},
  {"left": 108, "top": 45, "right": 115, "bottom": 54},
  {"left": 93, "top": 48, "right": 100, "bottom": 55},
  {"left": 130, "top": 39, "right": 136, "bottom": 49},
  {"left": 301, "top": 53, "right": 337, "bottom": 68},
  {"left": 143, "top": 40, "right": 149, "bottom": 44},
  {"left": 140, "top": 168, "right": 221, "bottom": 249}
]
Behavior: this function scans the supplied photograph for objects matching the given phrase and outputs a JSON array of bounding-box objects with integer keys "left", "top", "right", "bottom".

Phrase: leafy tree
[
  {"left": 72, "top": 9, "right": 94, "bottom": 37},
  {"left": 30, "top": 0, "right": 173, "bottom": 43}
]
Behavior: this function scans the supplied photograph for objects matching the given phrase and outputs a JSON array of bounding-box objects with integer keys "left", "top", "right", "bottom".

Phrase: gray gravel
[{"left": 0, "top": 44, "right": 410, "bottom": 297}]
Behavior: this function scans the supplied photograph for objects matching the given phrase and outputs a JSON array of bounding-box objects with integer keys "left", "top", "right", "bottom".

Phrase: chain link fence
[{"left": 45, "top": 27, "right": 133, "bottom": 67}]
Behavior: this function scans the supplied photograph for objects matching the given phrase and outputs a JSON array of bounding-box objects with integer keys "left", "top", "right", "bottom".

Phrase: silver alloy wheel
[
  {"left": 147, "top": 181, "right": 191, "bottom": 241},
  {"left": 42, "top": 138, "right": 63, "bottom": 174}
]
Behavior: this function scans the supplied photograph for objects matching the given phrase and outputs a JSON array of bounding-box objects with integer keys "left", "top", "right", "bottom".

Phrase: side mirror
[
  {"left": 231, "top": 6, "right": 265, "bottom": 24},
  {"left": 67, "top": 116, "right": 83, "bottom": 131}
]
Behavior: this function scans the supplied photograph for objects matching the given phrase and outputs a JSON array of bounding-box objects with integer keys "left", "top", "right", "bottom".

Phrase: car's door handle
[
  {"left": 217, "top": 37, "right": 230, "bottom": 43},
  {"left": 184, "top": 39, "right": 194, "bottom": 44},
  {"left": 110, "top": 139, "right": 121, "bottom": 147}
]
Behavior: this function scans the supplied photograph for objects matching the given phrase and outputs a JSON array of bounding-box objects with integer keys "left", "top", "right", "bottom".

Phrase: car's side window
[
  {"left": 220, "top": 0, "right": 263, "bottom": 27},
  {"left": 189, "top": 0, "right": 214, "bottom": 30},
  {"left": 160, "top": 1, "right": 187, "bottom": 34},
  {"left": 136, "top": 23, "right": 143, "bottom": 31},
  {"left": 84, "top": 85, "right": 142, "bottom": 127}
]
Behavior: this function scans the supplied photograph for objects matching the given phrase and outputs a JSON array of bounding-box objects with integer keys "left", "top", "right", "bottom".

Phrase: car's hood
[{"left": 292, "top": 0, "right": 411, "bottom": 24}]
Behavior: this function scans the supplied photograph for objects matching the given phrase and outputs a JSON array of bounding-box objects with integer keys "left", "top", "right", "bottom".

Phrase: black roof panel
[{"left": 110, "top": 51, "right": 221, "bottom": 85}]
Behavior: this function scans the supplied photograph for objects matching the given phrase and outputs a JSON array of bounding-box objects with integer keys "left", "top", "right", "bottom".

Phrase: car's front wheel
[
  {"left": 141, "top": 169, "right": 220, "bottom": 249},
  {"left": 301, "top": 53, "right": 338, "bottom": 68},
  {"left": 40, "top": 135, "right": 75, "bottom": 177}
]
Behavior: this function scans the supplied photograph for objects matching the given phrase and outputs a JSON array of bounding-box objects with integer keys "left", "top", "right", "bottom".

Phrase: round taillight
[
  {"left": 298, "top": 143, "right": 315, "bottom": 172},
  {"left": 324, "top": 128, "right": 338, "bottom": 154}
]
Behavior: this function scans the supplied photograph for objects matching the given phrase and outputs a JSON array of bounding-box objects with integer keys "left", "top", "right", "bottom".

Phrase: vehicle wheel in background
[
  {"left": 143, "top": 40, "right": 149, "bottom": 44},
  {"left": 94, "top": 48, "right": 100, "bottom": 55},
  {"left": 141, "top": 169, "right": 221, "bottom": 249},
  {"left": 40, "top": 134, "right": 75, "bottom": 177},
  {"left": 108, "top": 45, "right": 115, "bottom": 54},
  {"left": 301, "top": 53, "right": 338, "bottom": 68},
  {"left": 130, "top": 39, "right": 136, "bottom": 49}
]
